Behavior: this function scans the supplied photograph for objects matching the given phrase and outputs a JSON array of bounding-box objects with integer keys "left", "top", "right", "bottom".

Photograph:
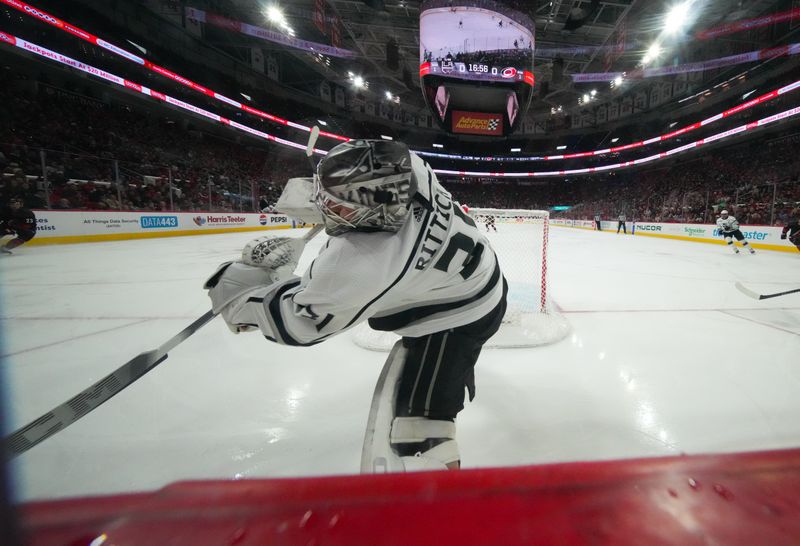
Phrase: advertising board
[
  {"left": 25, "top": 211, "right": 296, "bottom": 245},
  {"left": 551, "top": 220, "right": 794, "bottom": 252}
]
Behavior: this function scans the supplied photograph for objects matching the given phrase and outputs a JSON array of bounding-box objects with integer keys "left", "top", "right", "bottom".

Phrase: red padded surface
[{"left": 20, "top": 448, "right": 800, "bottom": 545}]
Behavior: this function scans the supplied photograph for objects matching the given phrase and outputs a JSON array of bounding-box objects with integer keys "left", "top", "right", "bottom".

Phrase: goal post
[
  {"left": 468, "top": 207, "right": 569, "bottom": 347},
  {"left": 351, "top": 208, "right": 570, "bottom": 350}
]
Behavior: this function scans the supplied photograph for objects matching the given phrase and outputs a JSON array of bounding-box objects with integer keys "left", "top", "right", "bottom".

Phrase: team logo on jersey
[
  {"left": 412, "top": 205, "right": 424, "bottom": 223},
  {"left": 192, "top": 216, "right": 207, "bottom": 226}
]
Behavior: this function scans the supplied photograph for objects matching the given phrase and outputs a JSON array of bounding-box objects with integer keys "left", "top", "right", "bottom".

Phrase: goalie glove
[
  {"left": 204, "top": 261, "right": 277, "bottom": 333},
  {"left": 242, "top": 236, "right": 305, "bottom": 280}
]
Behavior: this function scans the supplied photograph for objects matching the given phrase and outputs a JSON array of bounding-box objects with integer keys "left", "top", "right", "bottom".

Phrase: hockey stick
[
  {"left": 3, "top": 225, "right": 324, "bottom": 461},
  {"left": 734, "top": 282, "right": 800, "bottom": 300},
  {"left": 3, "top": 310, "right": 215, "bottom": 461},
  {"left": 306, "top": 125, "right": 320, "bottom": 174}
]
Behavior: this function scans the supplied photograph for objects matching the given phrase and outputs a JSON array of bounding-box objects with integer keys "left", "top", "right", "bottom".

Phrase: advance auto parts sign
[{"left": 451, "top": 111, "right": 503, "bottom": 136}]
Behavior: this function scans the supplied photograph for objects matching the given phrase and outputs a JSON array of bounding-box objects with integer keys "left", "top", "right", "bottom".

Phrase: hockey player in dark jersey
[
  {"left": 205, "top": 140, "right": 507, "bottom": 471},
  {"left": 1, "top": 197, "right": 36, "bottom": 254},
  {"left": 484, "top": 214, "right": 497, "bottom": 232},
  {"left": 781, "top": 211, "right": 800, "bottom": 252}
]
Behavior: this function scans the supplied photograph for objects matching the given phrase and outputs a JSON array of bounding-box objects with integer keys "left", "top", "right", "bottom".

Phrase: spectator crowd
[
  {"left": 1, "top": 70, "right": 797, "bottom": 229},
  {"left": 0, "top": 80, "right": 303, "bottom": 213},
  {"left": 444, "top": 131, "right": 800, "bottom": 227}
]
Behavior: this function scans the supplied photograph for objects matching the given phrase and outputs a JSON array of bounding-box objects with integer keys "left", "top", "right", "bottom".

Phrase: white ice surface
[{"left": 2, "top": 227, "right": 799, "bottom": 501}]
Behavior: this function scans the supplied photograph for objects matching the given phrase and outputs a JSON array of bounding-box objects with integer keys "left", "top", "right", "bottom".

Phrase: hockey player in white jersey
[
  {"left": 716, "top": 210, "right": 755, "bottom": 254},
  {"left": 204, "top": 139, "right": 507, "bottom": 471}
]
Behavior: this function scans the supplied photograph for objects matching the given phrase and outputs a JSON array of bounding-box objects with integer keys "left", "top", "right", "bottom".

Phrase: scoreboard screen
[
  {"left": 419, "top": 0, "right": 534, "bottom": 137},
  {"left": 420, "top": 1, "right": 534, "bottom": 87}
]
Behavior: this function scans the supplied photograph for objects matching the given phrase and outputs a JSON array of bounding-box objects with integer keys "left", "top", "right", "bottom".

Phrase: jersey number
[{"left": 434, "top": 233, "right": 485, "bottom": 280}]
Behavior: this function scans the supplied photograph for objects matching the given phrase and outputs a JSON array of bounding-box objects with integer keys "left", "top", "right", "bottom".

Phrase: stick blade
[
  {"left": 734, "top": 282, "right": 763, "bottom": 300},
  {"left": 3, "top": 350, "right": 168, "bottom": 461}
]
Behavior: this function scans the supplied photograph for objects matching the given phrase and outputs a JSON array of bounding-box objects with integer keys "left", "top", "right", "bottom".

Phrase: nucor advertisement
[
  {"left": 630, "top": 222, "right": 782, "bottom": 244},
  {"left": 551, "top": 219, "right": 794, "bottom": 251},
  {"left": 30, "top": 210, "right": 295, "bottom": 241}
]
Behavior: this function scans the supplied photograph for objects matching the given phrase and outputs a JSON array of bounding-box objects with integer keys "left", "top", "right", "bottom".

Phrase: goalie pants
[{"left": 395, "top": 278, "right": 508, "bottom": 421}]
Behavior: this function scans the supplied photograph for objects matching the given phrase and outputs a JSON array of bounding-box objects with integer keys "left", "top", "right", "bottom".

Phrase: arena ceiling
[{"left": 224, "top": 0, "right": 788, "bottom": 112}]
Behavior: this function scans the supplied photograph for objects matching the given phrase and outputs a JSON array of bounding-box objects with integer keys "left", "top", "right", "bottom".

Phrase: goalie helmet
[{"left": 314, "top": 139, "right": 416, "bottom": 236}]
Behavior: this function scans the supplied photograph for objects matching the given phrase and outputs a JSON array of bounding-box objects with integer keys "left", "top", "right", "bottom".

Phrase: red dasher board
[{"left": 20, "top": 448, "right": 800, "bottom": 545}]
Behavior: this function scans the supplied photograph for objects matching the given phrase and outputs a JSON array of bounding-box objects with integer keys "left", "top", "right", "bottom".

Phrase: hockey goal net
[{"left": 351, "top": 208, "right": 570, "bottom": 350}]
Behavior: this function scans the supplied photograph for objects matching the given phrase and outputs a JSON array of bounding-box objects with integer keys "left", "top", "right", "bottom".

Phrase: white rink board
[
  {"left": 551, "top": 219, "right": 795, "bottom": 252},
  {"left": 26, "top": 210, "right": 297, "bottom": 244}
]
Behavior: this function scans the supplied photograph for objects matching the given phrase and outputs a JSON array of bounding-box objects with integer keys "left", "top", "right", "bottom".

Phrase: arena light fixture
[
  {"left": 556, "top": 145, "right": 567, "bottom": 150},
  {"left": 380, "top": 135, "right": 393, "bottom": 140},
  {"left": 240, "top": 93, "right": 252, "bottom": 101},
  {"left": 317, "top": 119, "right": 328, "bottom": 126},
  {"left": 590, "top": 89, "right": 597, "bottom": 96},
  {"left": 611, "top": 137, "right": 619, "bottom": 143},
  {"left": 582, "top": 94, "right": 590, "bottom": 102},
  {"left": 385, "top": 90, "right": 393, "bottom": 100},
  {"left": 266, "top": 5, "right": 285, "bottom": 25},
  {"left": 352, "top": 75, "right": 365, "bottom": 88},
  {"left": 643, "top": 42, "right": 662, "bottom": 65},
  {"left": 432, "top": 143, "right": 444, "bottom": 149},
  {"left": 511, "top": 148, "right": 522, "bottom": 152},
  {"left": 665, "top": 1, "right": 692, "bottom": 34},
  {"left": 613, "top": 75, "right": 623, "bottom": 87}
]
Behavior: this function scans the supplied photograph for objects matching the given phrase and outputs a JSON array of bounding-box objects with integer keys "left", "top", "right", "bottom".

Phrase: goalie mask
[{"left": 314, "top": 139, "right": 416, "bottom": 236}]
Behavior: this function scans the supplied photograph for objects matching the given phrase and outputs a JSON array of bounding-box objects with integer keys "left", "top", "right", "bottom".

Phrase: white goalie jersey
[
  {"left": 717, "top": 216, "right": 740, "bottom": 233},
  {"left": 232, "top": 155, "right": 504, "bottom": 345}
]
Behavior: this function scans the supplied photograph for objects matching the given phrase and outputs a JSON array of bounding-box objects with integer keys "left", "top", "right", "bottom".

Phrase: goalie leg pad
[
  {"left": 390, "top": 416, "right": 455, "bottom": 443},
  {"left": 361, "top": 341, "right": 462, "bottom": 473},
  {"left": 361, "top": 341, "right": 407, "bottom": 473}
]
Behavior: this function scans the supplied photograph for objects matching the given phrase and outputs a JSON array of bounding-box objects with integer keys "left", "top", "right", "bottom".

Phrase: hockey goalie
[{"left": 204, "top": 140, "right": 508, "bottom": 471}]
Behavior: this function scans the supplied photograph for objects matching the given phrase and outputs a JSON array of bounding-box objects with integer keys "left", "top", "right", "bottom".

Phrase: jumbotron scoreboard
[{"left": 419, "top": 0, "right": 535, "bottom": 137}]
